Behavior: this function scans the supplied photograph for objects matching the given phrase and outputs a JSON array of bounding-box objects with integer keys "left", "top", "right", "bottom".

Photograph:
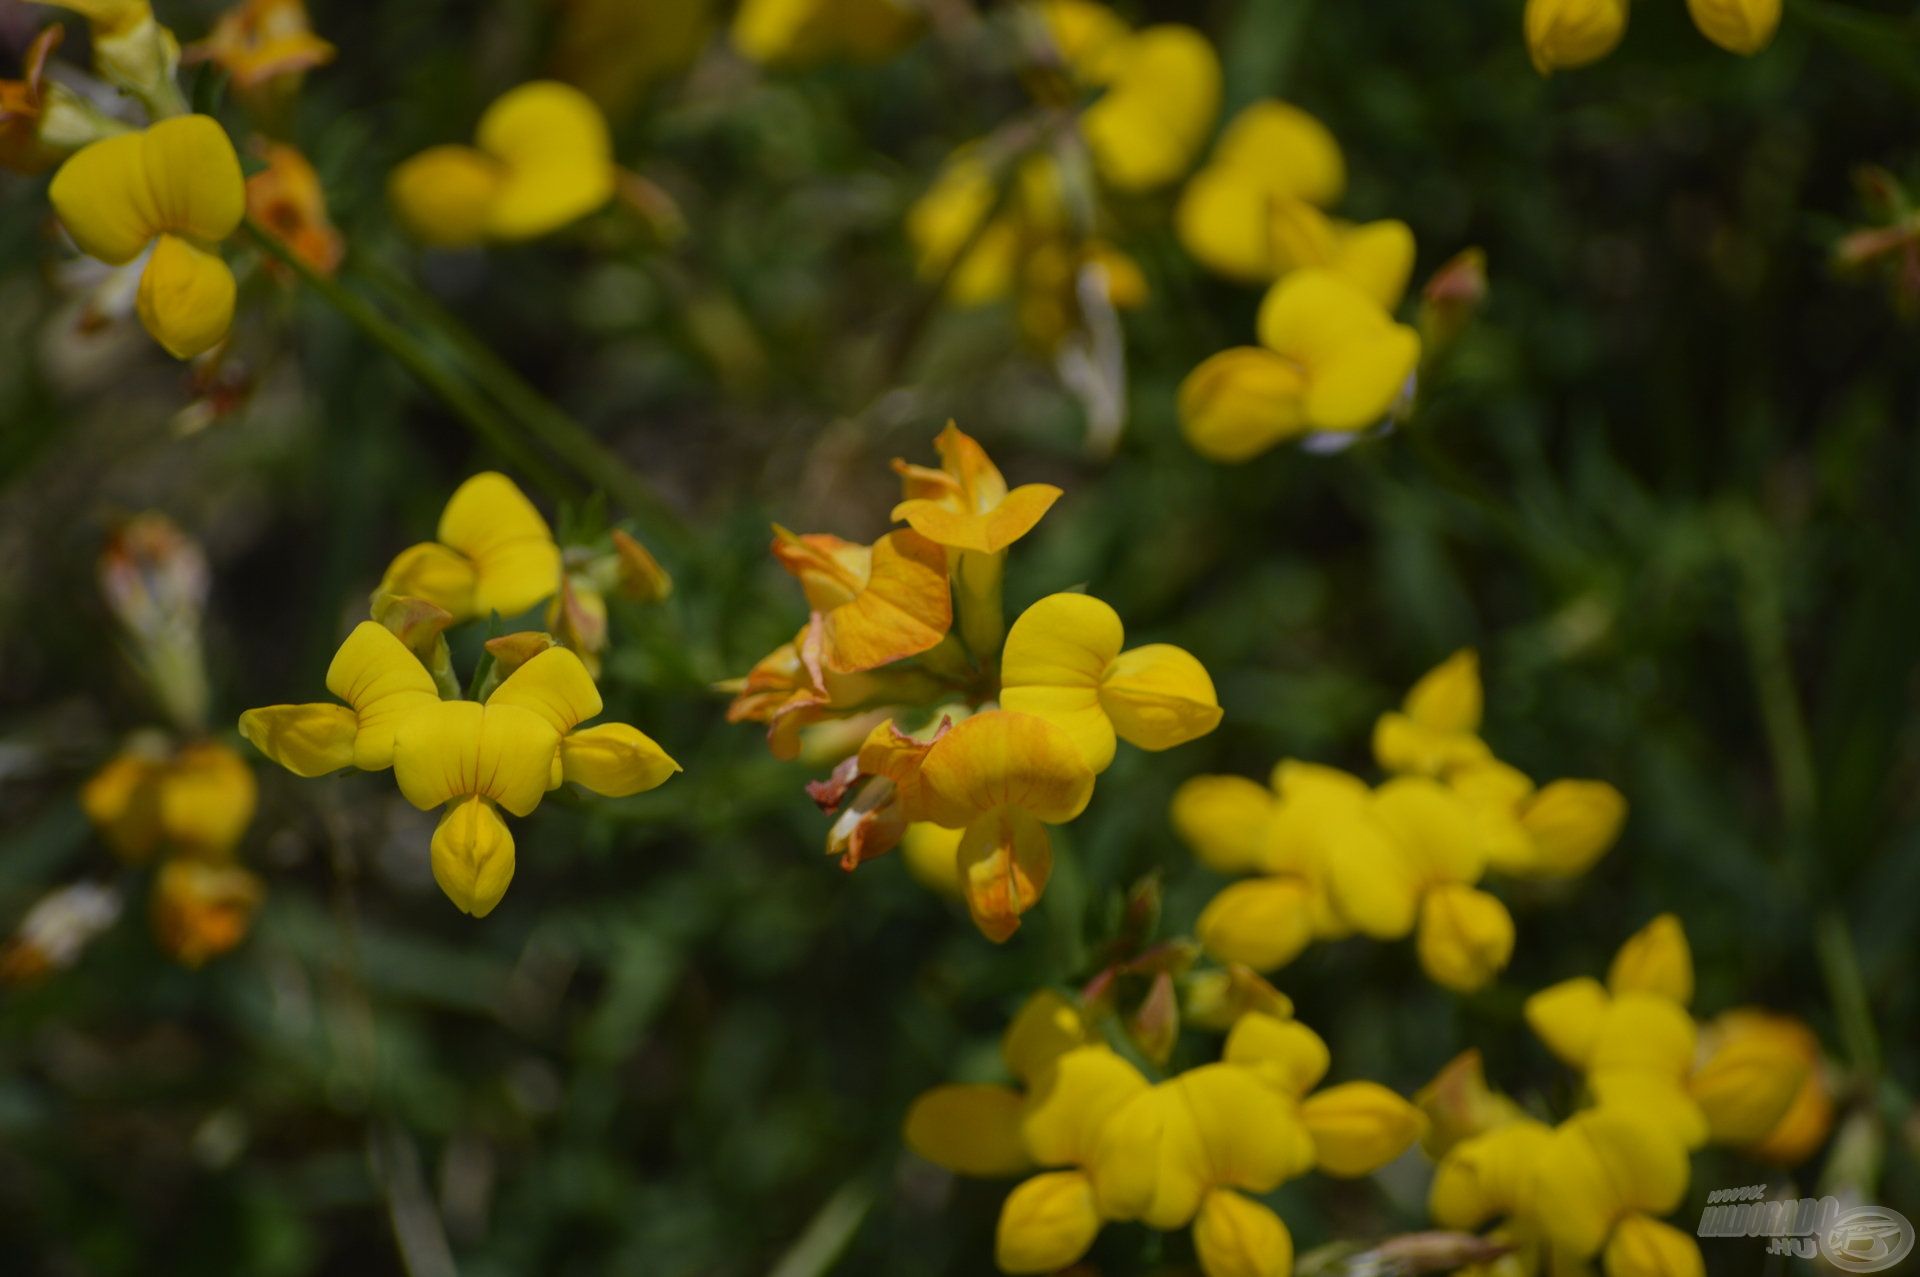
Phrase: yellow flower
[
  {"left": 1180, "top": 269, "right": 1420, "bottom": 462},
  {"left": 1530, "top": 1109, "right": 1692, "bottom": 1260},
  {"left": 81, "top": 737, "right": 257, "bottom": 863},
  {"left": 1073, "top": 23, "right": 1221, "bottom": 193},
  {"left": 239, "top": 620, "right": 442, "bottom": 776},
  {"left": 910, "top": 710, "right": 1096, "bottom": 941},
  {"left": 899, "top": 822, "right": 964, "bottom": 896},
  {"left": 150, "top": 857, "right": 263, "bottom": 968},
  {"left": 185, "top": 0, "right": 335, "bottom": 90},
  {"left": 1428, "top": 1117, "right": 1555, "bottom": 1231},
  {"left": 245, "top": 141, "right": 342, "bottom": 278},
  {"left": 999, "top": 592, "right": 1221, "bottom": 774},
  {"left": 1604, "top": 1213, "right": 1706, "bottom": 1277},
  {"left": 1687, "top": 0, "right": 1780, "bottom": 55},
  {"left": 1221, "top": 1013, "right": 1426, "bottom": 1178},
  {"left": 1524, "top": 0, "right": 1630, "bottom": 75},
  {"left": 1606, "top": 911, "right": 1693, "bottom": 1004},
  {"left": 378, "top": 472, "right": 563, "bottom": 622},
  {"left": 1690, "top": 1010, "right": 1831, "bottom": 1164},
  {"left": 1175, "top": 100, "right": 1347, "bottom": 283},
  {"left": 1179, "top": 763, "right": 1370, "bottom": 972},
  {"left": 1373, "top": 648, "right": 1488, "bottom": 777},
  {"left": 1414, "top": 1049, "right": 1529, "bottom": 1158},
  {"left": 35, "top": 0, "right": 180, "bottom": 105},
  {"left": 389, "top": 646, "right": 677, "bottom": 915},
  {"left": 730, "top": 0, "right": 920, "bottom": 67},
  {"left": 771, "top": 526, "right": 952, "bottom": 673},
  {"left": 48, "top": 115, "right": 244, "bottom": 358},
  {"left": 389, "top": 81, "right": 615, "bottom": 247}
]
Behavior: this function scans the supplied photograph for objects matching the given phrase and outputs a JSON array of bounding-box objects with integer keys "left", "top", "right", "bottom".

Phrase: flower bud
[
  {"left": 1607, "top": 913, "right": 1692, "bottom": 1004},
  {"left": 1416, "top": 884, "right": 1514, "bottom": 992},
  {"left": 1686, "top": 0, "right": 1781, "bottom": 55},
  {"left": 1300, "top": 1080, "right": 1427, "bottom": 1177},
  {"left": 612, "top": 529, "right": 673, "bottom": 603},
  {"left": 1524, "top": 0, "right": 1629, "bottom": 75}
]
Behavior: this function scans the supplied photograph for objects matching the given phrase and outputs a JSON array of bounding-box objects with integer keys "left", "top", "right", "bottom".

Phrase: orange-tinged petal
[
  {"left": 994, "top": 1170, "right": 1102, "bottom": 1274},
  {"left": 1000, "top": 592, "right": 1125, "bottom": 773},
  {"left": 920, "top": 710, "right": 1096, "bottom": 827},
  {"left": 436, "top": 471, "right": 561, "bottom": 618},
  {"left": 323, "top": 620, "right": 441, "bottom": 770},
  {"left": 1197, "top": 878, "right": 1317, "bottom": 973},
  {"left": 903, "top": 1083, "right": 1031, "bottom": 1177},
  {"left": 559, "top": 723, "right": 680, "bottom": 796},
  {"left": 136, "top": 234, "right": 235, "bottom": 359},
  {"left": 477, "top": 80, "right": 615, "bottom": 240},
  {"left": 892, "top": 483, "right": 1063, "bottom": 554},
  {"left": 821, "top": 529, "right": 950, "bottom": 674},
  {"left": 1193, "top": 1187, "right": 1293, "bottom": 1277},
  {"left": 1100, "top": 642, "right": 1222, "bottom": 752},
  {"left": 1021, "top": 1046, "right": 1150, "bottom": 1168},
  {"left": 389, "top": 144, "right": 502, "bottom": 248},
  {"left": 80, "top": 751, "right": 164, "bottom": 861},
  {"left": 488, "top": 645, "right": 603, "bottom": 735},
  {"left": 956, "top": 808, "right": 1052, "bottom": 942},
  {"left": 238, "top": 702, "right": 358, "bottom": 777},
  {"left": 390, "top": 700, "right": 559, "bottom": 817},
  {"left": 1178, "top": 346, "right": 1309, "bottom": 462},
  {"left": 430, "top": 795, "right": 515, "bottom": 917}
]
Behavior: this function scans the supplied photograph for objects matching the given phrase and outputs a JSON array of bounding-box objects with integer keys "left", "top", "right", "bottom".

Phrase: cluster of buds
[
  {"left": 241, "top": 473, "right": 679, "bottom": 916},
  {"left": 903, "top": 988, "right": 1427, "bottom": 1275},
  {"left": 1417, "top": 914, "right": 1835, "bottom": 1276},
  {"left": 1175, "top": 650, "right": 1628, "bottom": 992},
  {"left": 728, "top": 423, "right": 1222, "bottom": 941},
  {"left": 1524, "top": 0, "right": 1781, "bottom": 75}
]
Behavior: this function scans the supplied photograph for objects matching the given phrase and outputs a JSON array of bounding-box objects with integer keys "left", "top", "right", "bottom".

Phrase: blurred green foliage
[{"left": 0, "top": 0, "right": 1917, "bottom": 1274}]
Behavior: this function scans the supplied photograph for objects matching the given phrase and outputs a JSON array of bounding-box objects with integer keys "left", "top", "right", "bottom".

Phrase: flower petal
[
  {"left": 1299, "top": 1081, "right": 1426, "bottom": 1177},
  {"left": 136, "top": 234, "right": 235, "bottom": 359},
  {"left": 821, "top": 529, "right": 951, "bottom": 674},
  {"left": 1178, "top": 347, "right": 1309, "bottom": 463},
  {"left": 388, "top": 144, "right": 503, "bottom": 247},
  {"left": 476, "top": 81, "right": 615, "bottom": 240},
  {"left": 436, "top": 472, "right": 561, "bottom": 618},
  {"left": 238, "top": 702, "right": 359, "bottom": 777},
  {"left": 1170, "top": 774, "right": 1277, "bottom": 874},
  {"left": 558, "top": 722, "right": 680, "bottom": 797},
  {"left": 1080, "top": 25, "right": 1220, "bottom": 193},
  {"left": 139, "top": 114, "right": 244, "bottom": 242},
  {"left": 430, "top": 795, "right": 515, "bottom": 917},
  {"left": 1524, "top": 978, "right": 1610, "bottom": 1069},
  {"left": 903, "top": 1083, "right": 1031, "bottom": 1177},
  {"left": 1223, "top": 1012, "right": 1329, "bottom": 1097},
  {"left": 956, "top": 808, "right": 1052, "bottom": 942},
  {"left": 323, "top": 620, "right": 441, "bottom": 770},
  {"left": 1000, "top": 592, "right": 1125, "bottom": 772},
  {"left": 489, "top": 645, "right": 603, "bottom": 735},
  {"left": 379, "top": 541, "right": 480, "bottom": 619},
  {"left": 50, "top": 130, "right": 156, "bottom": 263},
  {"left": 1604, "top": 1214, "right": 1705, "bottom": 1277},
  {"left": 994, "top": 1170, "right": 1102, "bottom": 1275},
  {"left": 1197, "top": 878, "right": 1318, "bottom": 973},
  {"left": 1022, "top": 1046, "right": 1151, "bottom": 1168},
  {"left": 1606, "top": 913, "right": 1692, "bottom": 1004},
  {"left": 1100, "top": 642, "right": 1222, "bottom": 752},
  {"left": 920, "top": 710, "right": 1096, "bottom": 826},
  {"left": 1520, "top": 780, "right": 1627, "bottom": 877},
  {"left": 390, "top": 701, "right": 559, "bottom": 816},
  {"left": 1002, "top": 989, "right": 1090, "bottom": 1084},
  {"left": 1416, "top": 884, "right": 1515, "bottom": 992},
  {"left": 1333, "top": 218, "right": 1416, "bottom": 312}
]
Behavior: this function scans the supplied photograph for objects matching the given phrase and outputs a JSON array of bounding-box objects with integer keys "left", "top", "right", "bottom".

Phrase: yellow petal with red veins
[
  {"left": 558, "top": 723, "right": 680, "bottom": 797},
  {"left": 390, "top": 700, "right": 560, "bottom": 817},
  {"left": 488, "top": 646, "right": 603, "bottom": 735},
  {"left": 821, "top": 529, "right": 950, "bottom": 674},
  {"left": 1607, "top": 912, "right": 1692, "bottom": 1004},
  {"left": 1170, "top": 774, "right": 1277, "bottom": 874},
  {"left": 1100, "top": 642, "right": 1222, "bottom": 751},
  {"left": 436, "top": 471, "right": 561, "bottom": 618},
  {"left": 1223, "top": 1012, "right": 1329, "bottom": 1097},
  {"left": 239, "top": 703, "right": 359, "bottom": 776},
  {"left": 919, "top": 710, "right": 1096, "bottom": 826},
  {"left": 902, "top": 1083, "right": 1030, "bottom": 1177},
  {"left": 1193, "top": 1187, "right": 1292, "bottom": 1277},
  {"left": 1416, "top": 884, "right": 1515, "bottom": 992},
  {"left": 994, "top": 1170, "right": 1102, "bottom": 1275},
  {"left": 389, "top": 144, "right": 502, "bottom": 248},
  {"left": 956, "top": 808, "right": 1052, "bottom": 942},
  {"left": 1179, "top": 347, "right": 1309, "bottom": 462},
  {"left": 1197, "top": 878, "right": 1318, "bottom": 973},
  {"left": 1000, "top": 592, "right": 1124, "bottom": 772},
  {"left": 323, "top": 620, "right": 441, "bottom": 769},
  {"left": 430, "top": 795, "right": 515, "bottom": 917},
  {"left": 477, "top": 81, "right": 615, "bottom": 240},
  {"left": 136, "top": 234, "right": 236, "bottom": 359},
  {"left": 1299, "top": 1081, "right": 1427, "bottom": 1177}
]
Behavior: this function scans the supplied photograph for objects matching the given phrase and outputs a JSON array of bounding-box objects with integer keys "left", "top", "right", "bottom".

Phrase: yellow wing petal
[
  {"left": 1178, "top": 347, "right": 1309, "bottom": 462},
  {"left": 1415, "top": 884, "right": 1515, "bottom": 992},
  {"left": 559, "top": 722, "right": 681, "bottom": 796},
  {"left": 1080, "top": 25, "right": 1220, "bottom": 193},
  {"left": 1100, "top": 642, "right": 1222, "bottom": 752},
  {"left": 1000, "top": 592, "right": 1126, "bottom": 773},
  {"left": 1223, "top": 1012, "right": 1329, "bottom": 1097},
  {"left": 139, "top": 114, "right": 244, "bottom": 242},
  {"left": 1021, "top": 1046, "right": 1150, "bottom": 1169},
  {"left": 1523, "top": 978, "right": 1610, "bottom": 1069},
  {"left": 238, "top": 703, "right": 359, "bottom": 777},
  {"left": 1606, "top": 913, "right": 1692, "bottom": 1004},
  {"left": 1197, "top": 878, "right": 1318, "bottom": 973},
  {"left": 389, "top": 144, "right": 503, "bottom": 248},
  {"left": 323, "top": 620, "right": 441, "bottom": 770},
  {"left": 50, "top": 131, "right": 158, "bottom": 263},
  {"left": 489, "top": 646, "right": 604, "bottom": 735},
  {"left": 902, "top": 1083, "right": 1031, "bottom": 1177},
  {"left": 1170, "top": 774, "right": 1277, "bottom": 874},
  {"left": 1300, "top": 1081, "right": 1427, "bottom": 1177}
]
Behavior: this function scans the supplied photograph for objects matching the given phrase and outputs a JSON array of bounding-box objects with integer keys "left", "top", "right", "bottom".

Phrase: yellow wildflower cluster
[
  {"left": 906, "top": 1, "right": 1221, "bottom": 352},
  {"left": 1525, "top": 0, "right": 1781, "bottom": 74},
  {"left": 1420, "top": 914, "right": 1833, "bottom": 1276},
  {"left": 240, "top": 473, "right": 679, "bottom": 917},
  {"left": 1176, "top": 99, "right": 1422, "bottom": 462},
  {"left": 905, "top": 990, "right": 1425, "bottom": 1275},
  {"left": 730, "top": 0, "right": 920, "bottom": 67},
  {"left": 728, "top": 424, "right": 1222, "bottom": 940},
  {"left": 1174, "top": 650, "right": 1626, "bottom": 992}
]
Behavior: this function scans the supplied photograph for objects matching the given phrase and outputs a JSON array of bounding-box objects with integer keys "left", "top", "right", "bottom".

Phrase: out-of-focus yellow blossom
[
  {"left": 730, "top": 0, "right": 919, "bottom": 67},
  {"left": 1374, "top": 648, "right": 1489, "bottom": 777},
  {"left": 150, "top": 857, "right": 263, "bottom": 967},
  {"left": 1530, "top": 1108, "right": 1697, "bottom": 1266},
  {"left": 1175, "top": 100, "right": 1347, "bottom": 283},
  {"left": 1607, "top": 911, "right": 1693, "bottom": 1004},
  {"left": 1000, "top": 592, "right": 1221, "bottom": 774},
  {"left": 1324, "top": 777, "right": 1515, "bottom": 992},
  {"left": 48, "top": 115, "right": 245, "bottom": 358},
  {"left": 771, "top": 526, "right": 952, "bottom": 674},
  {"left": 246, "top": 141, "right": 342, "bottom": 277},
  {"left": 891, "top": 422, "right": 1061, "bottom": 656},
  {"left": 239, "top": 620, "right": 441, "bottom": 776},
  {"left": 1064, "top": 20, "right": 1221, "bottom": 194},
  {"left": 388, "top": 645, "right": 677, "bottom": 915},
  {"left": 185, "top": 0, "right": 335, "bottom": 90},
  {"left": 389, "top": 81, "right": 615, "bottom": 247},
  {"left": 1687, "top": 0, "right": 1781, "bottom": 53},
  {"left": 1415, "top": 1049, "right": 1530, "bottom": 1158},
  {"left": 1525, "top": 983, "right": 1708, "bottom": 1147},
  {"left": 905, "top": 710, "right": 1095, "bottom": 941},
  {"left": 378, "top": 471, "right": 563, "bottom": 622},
  {"left": 553, "top": 0, "right": 712, "bottom": 115},
  {"left": 1523, "top": 0, "right": 1629, "bottom": 75},
  {"left": 1180, "top": 268, "right": 1420, "bottom": 462},
  {"left": 1177, "top": 762, "right": 1370, "bottom": 972},
  {"left": 1429, "top": 1117, "right": 1555, "bottom": 1233},
  {"left": 1447, "top": 758, "right": 1629, "bottom": 880},
  {"left": 1692, "top": 1010, "right": 1831, "bottom": 1164},
  {"left": 1182, "top": 964, "right": 1294, "bottom": 1031},
  {"left": 82, "top": 737, "right": 257, "bottom": 863},
  {"left": 900, "top": 822, "right": 964, "bottom": 896},
  {"left": 35, "top": 0, "right": 181, "bottom": 109}
]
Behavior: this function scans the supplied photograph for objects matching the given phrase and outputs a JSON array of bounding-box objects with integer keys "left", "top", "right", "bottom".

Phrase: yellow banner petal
[
  {"left": 489, "top": 646, "right": 604, "bottom": 736},
  {"left": 1223, "top": 1012, "right": 1329, "bottom": 1097},
  {"left": 1021, "top": 1046, "right": 1149, "bottom": 1169},
  {"left": 1000, "top": 592, "right": 1125, "bottom": 771},
  {"left": 436, "top": 471, "right": 561, "bottom": 618},
  {"left": 477, "top": 80, "right": 616, "bottom": 240},
  {"left": 379, "top": 541, "right": 480, "bottom": 619},
  {"left": 139, "top": 114, "right": 244, "bottom": 243},
  {"left": 391, "top": 700, "right": 560, "bottom": 816},
  {"left": 1178, "top": 346, "right": 1309, "bottom": 463},
  {"left": 920, "top": 710, "right": 1096, "bottom": 826},
  {"left": 821, "top": 529, "right": 950, "bottom": 674}
]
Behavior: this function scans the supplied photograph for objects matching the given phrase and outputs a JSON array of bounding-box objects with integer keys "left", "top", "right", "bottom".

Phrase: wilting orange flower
[
  {"left": 0, "top": 26, "right": 76, "bottom": 174},
  {"left": 725, "top": 620, "right": 902, "bottom": 759},
  {"left": 150, "top": 858, "right": 264, "bottom": 967},
  {"left": 246, "top": 141, "right": 342, "bottom": 276},
  {"left": 771, "top": 526, "right": 951, "bottom": 673},
  {"left": 186, "top": 0, "right": 335, "bottom": 90}
]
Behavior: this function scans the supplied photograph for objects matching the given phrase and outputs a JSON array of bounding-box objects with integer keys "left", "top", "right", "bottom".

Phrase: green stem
[
  {"left": 1814, "top": 908, "right": 1884, "bottom": 1085},
  {"left": 244, "top": 221, "right": 575, "bottom": 502}
]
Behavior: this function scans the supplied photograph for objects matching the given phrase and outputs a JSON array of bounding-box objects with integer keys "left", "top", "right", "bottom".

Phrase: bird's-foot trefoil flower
[{"left": 378, "top": 471, "right": 563, "bottom": 623}]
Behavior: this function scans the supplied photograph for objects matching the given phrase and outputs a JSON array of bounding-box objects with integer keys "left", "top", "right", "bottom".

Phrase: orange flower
[
  {"left": 0, "top": 26, "right": 69, "bottom": 173},
  {"left": 771, "top": 526, "right": 951, "bottom": 673},
  {"left": 150, "top": 858, "right": 263, "bottom": 967},
  {"left": 246, "top": 141, "right": 342, "bottom": 277},
  {"left": 891, "top": 423, "right": 1062, "bottom": 555},
  {"left": 186, "top": 0, "right": 335, "bottom": 90}
]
